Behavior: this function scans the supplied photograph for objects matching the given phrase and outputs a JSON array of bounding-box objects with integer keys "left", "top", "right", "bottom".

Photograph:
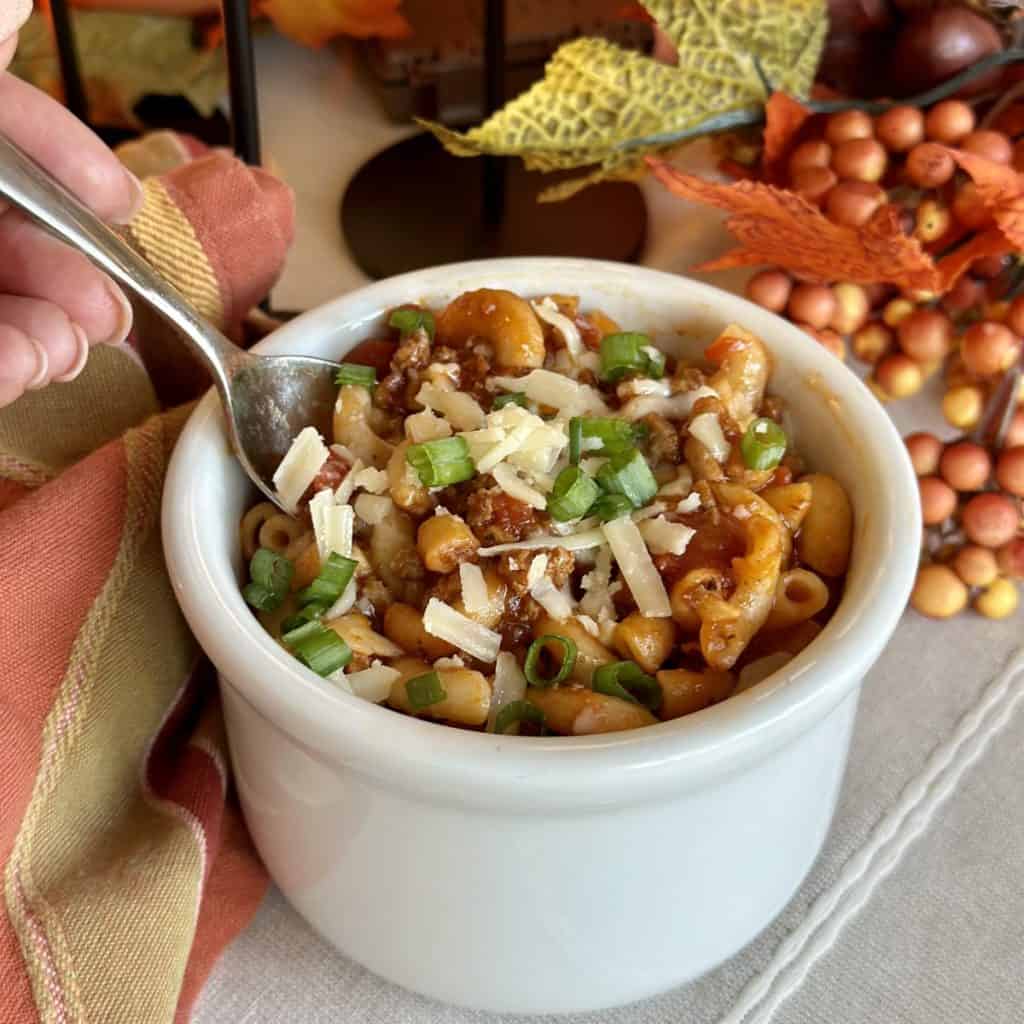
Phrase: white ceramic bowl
[{"left": 162, "top": 259, "right": 919, "bottom": 1014}]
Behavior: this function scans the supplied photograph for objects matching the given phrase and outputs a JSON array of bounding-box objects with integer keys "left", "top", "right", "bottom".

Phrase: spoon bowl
[{"left": 0, "top": 131, "right": 339, "bottom": 512}]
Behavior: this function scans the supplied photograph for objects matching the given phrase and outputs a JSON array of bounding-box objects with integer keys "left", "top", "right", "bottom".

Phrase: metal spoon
[{"left": 0, "top": 132, "right": 340, "bottom": 512}]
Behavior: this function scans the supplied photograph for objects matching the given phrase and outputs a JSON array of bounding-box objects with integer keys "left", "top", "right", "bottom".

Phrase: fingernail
[
  {"left": 110, "top": 168, "right": 146, "bottom": 225},
  {"left": 53, "top": 324, "right": 90, "bottom": 383},
  {"left": 25, "top": 338, "right": 49, "bottom": 390},
  {"left": 101, "top": 279, "right": 134, "bottom": 346}
]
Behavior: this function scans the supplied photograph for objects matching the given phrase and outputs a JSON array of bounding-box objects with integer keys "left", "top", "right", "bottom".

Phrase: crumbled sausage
[
  {"left": 304, "top": 450, "right": 350, "bottom": 502},
  {"left": 465, "top": 487, "right": 539, "bottom": 546},
  {"left": 641, "top": 413, "right": 681, "bottom": 466}
]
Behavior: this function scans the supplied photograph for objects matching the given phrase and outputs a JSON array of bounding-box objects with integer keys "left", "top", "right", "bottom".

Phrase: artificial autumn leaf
[
  {"left": 421, "top": 0, "right": 828, "bottom": 200},
  {"left": 935, "top": 229, "right": 1010, "bottom": 294},
  {"left": 10, "top": 11, "right": 225, "bottom": 128},
  {"left": 647, "top": 159, "right": 941, "bottom": 292},
  {"left": 259, "top": 0, "right": 410, "bottom": 46},
  {"left": 761, "top": 92, "right": 811, "bottom": 184},
  {"left": 944, "top": 147, "right": 1024, "bottom": 250}
]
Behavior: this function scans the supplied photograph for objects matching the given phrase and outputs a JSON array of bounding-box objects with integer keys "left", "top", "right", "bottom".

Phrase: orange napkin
[{"left": 0, "top": 133, "right": 293, "bottom": 1023}]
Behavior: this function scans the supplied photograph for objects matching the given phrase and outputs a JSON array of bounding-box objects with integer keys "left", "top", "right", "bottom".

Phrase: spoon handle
[{"left": 0, "top": 132, "right": 249, "bottom": 396}]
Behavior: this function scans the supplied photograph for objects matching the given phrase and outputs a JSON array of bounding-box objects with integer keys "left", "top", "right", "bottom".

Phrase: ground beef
[
  {"left": 465, "top": 487, "right": 539, "bottom": 546},
  {"left": 641, "top": 412, "right": 681, "bottom": 466},
  {"left": 426, "top": 570, "right": 462, "bottom": 607},
  {"left": 392, "top": 328, "right": 432, "bottom": 372},
  {"left": 458, "top": 343, "right": 495, "bottom": 403},
  {"left": 496, "top": 548, "right": 575, "bottom": 594},
  {"left": 303, "top": 450, "right": 350, "bottom": 502}
]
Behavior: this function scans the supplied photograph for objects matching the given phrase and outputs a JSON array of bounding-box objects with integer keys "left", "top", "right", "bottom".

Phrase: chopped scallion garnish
[
  {"left": 406, "top": 436, "right": 475, "bottom": 487},
  {"left": 281, "top": 602, "right": 327, "bottom": 634},
  {"left": 389, "top": 307, "right": 436, "bottom": 341},
  {"left": 334, "top": 362, "right": 377, "bottom": 390},
  {"left": 574, "top": 417, "right": 643, "bottom": 457},
  {"left": 596, "top": 449, "right": 658, "bottom": 508},
  {"left": 243, "top": 549, "right": 294, "bottom": 611},
  {"left": 298, "top": 552, "right": 357, "bottom": 608},
  {"left": 524, "top": 634, "right": 578, "bottom": 687},
  {"left": 494, "top": 700, "right": 545, "bottom": 735},
  {"left": 406, "top": 670, "right": 447, "bottom": 709},
  {"left": 547, "top": 466, "right": 601, "bottom": 522},
  {"left": 283, "top": 620, "right": 351, "bottom": 676},
  {"left": 592, "top": 661, "right": 662, "bottom": 712},
  {"left": 740, "top": 417, "right": 788, "bottom": 471},
  {"left": 568, "top": 417, "right": 583, "bottom": 465},
  {"left": 590, "top": 493, "right": 635, "bottom": 522},
  {"left": 599, "top": 333, "right": 664, "bottom": 382},
  {"left": 493, "top": 392, "right": 528, "bottom": 410}
]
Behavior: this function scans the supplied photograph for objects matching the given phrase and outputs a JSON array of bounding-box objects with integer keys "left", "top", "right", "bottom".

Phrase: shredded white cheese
[
  {"left": 689, "top": 412, "right": 731, "bottom": 463},
  {"left": 432, "top": 655, "right": 466, "bottom": 670},
  {"left": 490, "top": 369, "right": 608, "bottom": 416},
  {"left": 271, "top": 427, "right": 329, "bottom": 512},
  {"left": 352, "top": 466, "right": 389, "bottom": 494},
  {"left": 416, "top": 383, "right": 486, "bottom": 430},
  {"left": 324, "top": 504, "right": 354, "bottom": 558},
  {"left": 459, "top": 563, "right": 490, "bottom": 617},
  {"left": 406, "top": 408, "right": 453, "bottom": 443},
  {"left": 576, "top": 614, "right": 600, "bottom": 638},
  {"left": 618, "top": 378, "right": 673, "bottom": 399},
  {"left": 639, "top": 515, "right": 696, "bottom": 556},
  {"left": 422, "top": 597, "right": 501, "bottom": 663},
  {"left": 324, "top": 577, "right": 357, "bottom": 619},
  {"left": 475, "top": 419, "right": 538, "bottom": 473},
  {"left": 354, "top": 493, "right": 393, "bottom": 526},
  {"left": 530, "top": 577, "right": 575, "bottom": 621},
  {"left": 334, "top": 458, "right": 364, "bottom": 505},
  {"left": 619, "top": 385, "right": 719, "bottom": 423},
  {"left": 487, "top": 652, "right": 528, "bottom": 732},
  {"left": 491, "top": 462, "right": 547, "bottom": 510},
  {"left": 533, "top": 297, "right": 583, "bottom": 359},
  {"left": 658, "top": 466, "right": 695, "bottom": 497},
  {"left": 677, "top": 492, "right": 701, "bottom": 514},
  {"left": 526, "top": 553, "right": 549, "bottom": 588},
  {"left": 477, "top": 528, "right": 607, "bottom": 556},
  {"left": 602, "top": 516, "right": 671, "bottom": 617},
  {"left": 309, "top": 488, "right": 335, "bottom": 562},
  {"left": 579, "top": 547, "right": 616, "bottom": 619},
  {"left": 342, "top": 661, "right": 400, "bottom": 703}
]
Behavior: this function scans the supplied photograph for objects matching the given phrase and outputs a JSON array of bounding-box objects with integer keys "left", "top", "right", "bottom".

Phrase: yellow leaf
[
  {"left": 259, "top": 0, "right": 410, "bottom": 47},
  {"left": 420, "top": 0, "right": 827, "bottom": 199}
]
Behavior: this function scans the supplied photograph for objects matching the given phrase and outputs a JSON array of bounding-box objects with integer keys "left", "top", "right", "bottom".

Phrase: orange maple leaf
[
  {"left": 761, "top": 92, "right": 810, "bottom": 184},
  {"left": 935, "top": 229, "right": 1010, "bottom": 294},
  {"left": 646, "top": 159, "right": 941, "bottom": 292},
  {"left": 944, "top": 147, "right": 1024, "bottom": 250},
  {"left": 260, "top": 0, "right": 411, "bottom": 47}
]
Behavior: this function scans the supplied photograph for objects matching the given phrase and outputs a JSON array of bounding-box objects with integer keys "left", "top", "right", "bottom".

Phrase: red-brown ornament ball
[
  {"left": 962, "top": 492, "right": 1020, "bottom": 548},
  {"left": 919, "top": 476, "right": 958, "bottom": 525},
  {"left": 744, "top": 269, "right": 792, "bottom": 313},
  {"left": 996, "top": 446, "right": 1024, "bottom": 497},
  {"left": 961, "top": 321, "right": 1019, "bottom": 378},
  {"left": 905, "top": 432, "right": 943, "bottom": 476},
  {"left": 939, "top": 441, "right": 991, "bottom": 493}
]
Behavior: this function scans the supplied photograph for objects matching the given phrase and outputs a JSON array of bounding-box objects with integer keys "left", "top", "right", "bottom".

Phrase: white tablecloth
[{"left": 193, "top": 35, "right": 1024, "bottom": 1024}]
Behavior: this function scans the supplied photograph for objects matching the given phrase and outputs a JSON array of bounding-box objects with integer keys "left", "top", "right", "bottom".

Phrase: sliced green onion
[
  {"left": 600, "top": 332, "right": 663, "bottom": 382},
  {"left": 281, "top": 602, "right": 327, "bottom": 634},
  {"left": 334, "top": 362, "right": 377, "bottom": 390},
  {"left": 389, "top": 307, "right": 436, "bottom": 341},
  {"left": 406, "top": 670, "right": 447, "bottom": 709},
  {"left": 283, "top": 620, "right": 351, "bottom": 676},
  {"left": 250, "top": 548, "right": 294, "bottom": 598},
  {"left": 740, "top": 417, "right": 788, "bottom": 471},
  {"left": 642, "top": 346, "right": 666, "bottom": 379},
  {"left": 524, "top": 634, "right": 578, "bottom": 687},
  {"left": 576, "top": 417, "right": 643, "bottom": 457},
  {"left": 593, "top": 661, "right": 662, "bottom": 712},
  {"left": 242, "top": 582, "right": 282, "bottom": 612},
  {"left": 406, "top": 436, "right": 476, "bottom": 487},
  {"left": 298, "top": 552, "right": 357, "bottom": 607},
  {"left": 590, "top": 493, "right": 635, "bottom": 522},
  {"left": 569, "top": 416, "right": 583, "bottom": 465},
  {"left": 494, "top": 700, "right": 545, "bottom": 735},
  {"left": 547, "top": 466, "right": 601, "bottom": 522},
  {"left": 596, "top": 449, "right": 658, "bottom": 508},
  {"left": 493, "top": 392, "right": 528, "bottom": 410}
]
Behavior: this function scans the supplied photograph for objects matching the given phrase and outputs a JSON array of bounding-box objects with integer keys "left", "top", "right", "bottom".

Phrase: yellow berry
[
  {"left": 974, "top": 577, "right": 1019, "bottom": 620},
  {"left": 911, "top": 564, "right": 968, "bottom": 619}
]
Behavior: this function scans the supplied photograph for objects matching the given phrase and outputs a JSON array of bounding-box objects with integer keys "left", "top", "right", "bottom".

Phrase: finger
[
  {"left": 0, "top": 323, "right": 47, "bottom": 406},
  {"left": 0, "top": 211, "right": 133, "bottom": 346},
  {"left": 0, "top": 295, "right": 89, "bottom": 383},
  {"left": 0, "top": 35, "right": 17, "bottom": 71},
  {"left": 0, "top": 1, "right": 31, "bottom": 46},
  {"left": 0, "top": 73, "right": 143, "bottom": 224}
]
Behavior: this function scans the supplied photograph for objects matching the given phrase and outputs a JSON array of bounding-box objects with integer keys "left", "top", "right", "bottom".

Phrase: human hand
[{"left": 0, "top": 1, "right": 141, "bottom": 406}]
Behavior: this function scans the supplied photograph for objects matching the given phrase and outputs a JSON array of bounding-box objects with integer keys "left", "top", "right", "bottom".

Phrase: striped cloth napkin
[{"left": 0, "top": 132, "right": 294, "bottom": 1023}]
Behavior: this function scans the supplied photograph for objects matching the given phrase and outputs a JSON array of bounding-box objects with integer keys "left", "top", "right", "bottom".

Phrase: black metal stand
[
  {"left": 47, "top": 0, "right": 89, "bottom": 123},
  {"left": 339, "top": 0, "right": 647, "bottom": 279},
  {"left": 221, "top": 0, "right": 262, "bottom": 166}
]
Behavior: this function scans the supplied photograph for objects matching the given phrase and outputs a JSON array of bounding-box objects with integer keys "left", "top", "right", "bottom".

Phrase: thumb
[{"left": 0, "top": 0, "right": 30, "bottom": 71}]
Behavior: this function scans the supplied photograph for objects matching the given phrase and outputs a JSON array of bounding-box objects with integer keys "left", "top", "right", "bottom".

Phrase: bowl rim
[{"left": 162, "top": 257, "right": 920, "bottom": 811}]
